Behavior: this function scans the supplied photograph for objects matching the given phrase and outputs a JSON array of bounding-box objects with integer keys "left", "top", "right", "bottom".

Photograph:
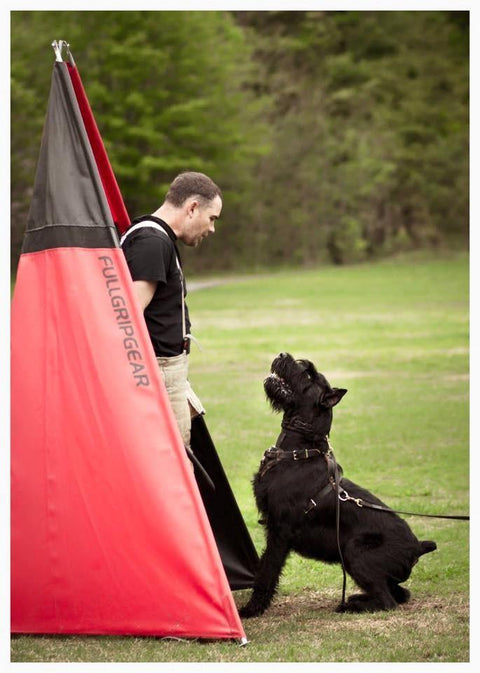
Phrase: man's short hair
[{"left": 165, "top": 171, "right": 222, "bottom": 207}]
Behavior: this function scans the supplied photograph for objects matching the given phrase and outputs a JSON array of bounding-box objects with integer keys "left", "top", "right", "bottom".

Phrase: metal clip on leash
[{"left": 338, "top": 490, "right": 364, "bottom": 508}]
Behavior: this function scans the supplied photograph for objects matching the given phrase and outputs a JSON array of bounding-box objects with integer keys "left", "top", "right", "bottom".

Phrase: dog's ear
[{"left": 320, "top": 388, "right": 347, "bottom": 408}]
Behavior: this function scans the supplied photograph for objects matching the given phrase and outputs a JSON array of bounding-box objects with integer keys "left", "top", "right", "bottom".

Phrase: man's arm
[{"left": 133, "top": 280, "right": 157, "bottom": 311}]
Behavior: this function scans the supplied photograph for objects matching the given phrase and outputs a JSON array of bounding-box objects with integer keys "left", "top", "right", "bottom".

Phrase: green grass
[{"left": 10, "top": 252, "right": 469, "bottom": 662}]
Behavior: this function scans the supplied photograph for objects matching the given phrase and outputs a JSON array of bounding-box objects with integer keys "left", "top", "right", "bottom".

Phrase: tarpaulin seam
[
  {"left": 44, "top": 250, "right": 62, "bottom": 623},
  {"left": 18, "top": 247, "right": 116, "bottom": 258},
  {"left": 27, "top": 223, "right": 119, "bottom": 231}
]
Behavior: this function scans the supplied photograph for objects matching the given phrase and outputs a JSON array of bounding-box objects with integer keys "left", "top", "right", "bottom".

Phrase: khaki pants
[{"left": 156, "top": 352, "right": 205, "bottom": 449}]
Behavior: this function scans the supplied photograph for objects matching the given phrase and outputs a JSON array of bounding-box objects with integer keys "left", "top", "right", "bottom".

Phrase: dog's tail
[{"left": 419, "top": 540, "right": 437, "bottom": 556}]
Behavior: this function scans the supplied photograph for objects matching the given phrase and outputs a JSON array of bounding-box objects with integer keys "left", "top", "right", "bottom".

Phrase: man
[{"left": 121, "top": 171, "right": 222, "bottom": 452}]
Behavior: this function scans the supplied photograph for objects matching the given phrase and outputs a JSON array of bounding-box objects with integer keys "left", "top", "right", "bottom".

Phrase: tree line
[{"left": 11, "top": 10, "right": 469, "bottom": 273}]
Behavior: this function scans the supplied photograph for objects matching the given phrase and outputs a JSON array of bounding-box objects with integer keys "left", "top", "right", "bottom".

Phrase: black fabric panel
[
  {"left": 22, "top": 225, "right": 119, "bottom": 253},
  {"left": 22, "top": 62, "right": 116, "bottom": 254},
  {"left": 191, "top": 415, "right": 259, "bottom": 590}
]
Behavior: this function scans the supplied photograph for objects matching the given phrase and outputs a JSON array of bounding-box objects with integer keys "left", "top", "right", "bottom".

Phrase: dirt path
[{"left": 187, "top": 279, "right": 227, "bottom": 292}]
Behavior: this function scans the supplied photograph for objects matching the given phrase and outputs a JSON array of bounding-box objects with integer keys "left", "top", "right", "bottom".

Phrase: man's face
[{"left": 182, "top": 195, "right": 222, "bottom": 247}]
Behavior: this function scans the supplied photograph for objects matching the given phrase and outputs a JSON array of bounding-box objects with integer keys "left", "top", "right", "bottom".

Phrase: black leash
[
  {"left": 312, "top": 444, "right": 470, "bottom": 521},
  {"left": 185, "top": 446, "right": 215, "bottom": 490},
  {"left": 332, "top": 457, "right": 348, "bottom": 610},
  {"left": 337, "top": 491, "right": 470, "bottom": 521}
]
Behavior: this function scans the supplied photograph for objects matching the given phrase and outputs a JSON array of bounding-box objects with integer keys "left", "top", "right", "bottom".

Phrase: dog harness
[
  {"left": 258, "top": 444, "right": 329, "bottom": 478},
  {"left": 258, "top": 434, "right": 345, "bottom": 514}
]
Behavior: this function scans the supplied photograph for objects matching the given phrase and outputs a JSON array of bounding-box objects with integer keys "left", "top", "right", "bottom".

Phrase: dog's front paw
[{"left": 239, "top": 602, "right": 265, "bottom": 619}]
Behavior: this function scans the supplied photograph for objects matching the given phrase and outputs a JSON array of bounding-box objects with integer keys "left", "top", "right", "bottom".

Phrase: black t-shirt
[{"left": 121, "top": 216, "right": 191, "bottom": 357}]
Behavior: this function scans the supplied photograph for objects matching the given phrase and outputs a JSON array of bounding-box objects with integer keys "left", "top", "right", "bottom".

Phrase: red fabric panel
[
  {"left": 11, "top": 247, "right": 245, "bottom": 638},
  {"left": 67, "top": 63, "right": 131, "bottom": 234}
]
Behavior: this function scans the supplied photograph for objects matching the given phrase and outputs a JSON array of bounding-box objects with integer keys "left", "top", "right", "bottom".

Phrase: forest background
[{"left": 10, "top": 10, "right": 469, "bottom": 274}]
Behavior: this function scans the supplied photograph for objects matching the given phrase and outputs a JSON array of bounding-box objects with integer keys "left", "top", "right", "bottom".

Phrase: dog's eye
[
  {"left": 297, "top": 359, "right": 317, "bottom": 382},
  {"left": 304, "top": 365, "right": 314, "bottom": 379}
]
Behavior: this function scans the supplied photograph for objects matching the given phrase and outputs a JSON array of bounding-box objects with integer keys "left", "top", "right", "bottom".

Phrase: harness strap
[
  {"left": 120, "top": 219, "right": 168, "bottom": 245},
  {"left": 258, "top": 445, "right": 325, "bottom": 478},
  {"left": 121, "top": 220, "right": 199, "bottom": 352},
  {"left": 304, "top": 482, "right": 334, "bottom": 514}
]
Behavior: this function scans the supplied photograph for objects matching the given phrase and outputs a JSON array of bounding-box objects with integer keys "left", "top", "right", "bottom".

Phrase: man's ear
[
  {"left": 320, "top": 388, "right": 347, "bottom": 408},
  {"left": 186, "top": 198, "right": 199, "bottom": 218}
]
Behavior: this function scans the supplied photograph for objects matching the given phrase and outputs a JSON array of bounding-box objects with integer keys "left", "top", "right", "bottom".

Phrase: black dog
[{"left": 240, "top": 353, "right": 436, "bottom": 617}]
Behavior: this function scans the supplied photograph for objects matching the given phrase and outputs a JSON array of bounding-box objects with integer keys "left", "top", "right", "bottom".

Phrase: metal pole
[{"left": 51, "top": 40, "right": 75, "bottom": 66}]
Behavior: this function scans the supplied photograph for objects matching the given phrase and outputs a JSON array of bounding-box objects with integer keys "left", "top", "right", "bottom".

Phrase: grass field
[{"left": 10, "top": 252, "right": 470, "bottom": 663}]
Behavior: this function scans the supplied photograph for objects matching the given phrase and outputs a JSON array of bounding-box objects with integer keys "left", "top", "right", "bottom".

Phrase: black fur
[{"left": 239, "top": 353, "right": 436, "bottom": 617}]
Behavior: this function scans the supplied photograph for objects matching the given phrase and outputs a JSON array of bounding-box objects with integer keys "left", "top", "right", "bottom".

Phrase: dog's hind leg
[
  {"left": 342, "top": 586, "right": 397, "bottom": 613},
  {"left": 387, "top": 580, "right": 410, "bottom": 605},
  {"left": 239, "top": 531, "right": 291, "bottom": 618},
  {"left": 340, "top": 543, "right": 398, "bottom": 613}
]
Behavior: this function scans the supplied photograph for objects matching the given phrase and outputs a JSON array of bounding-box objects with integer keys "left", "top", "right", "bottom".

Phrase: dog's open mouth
[
  {"left": 267, "top": 371, "right": 287, "bottom": 385},
  {"left": 264, "top": 371, "right": 293, "bottom": 396}
]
